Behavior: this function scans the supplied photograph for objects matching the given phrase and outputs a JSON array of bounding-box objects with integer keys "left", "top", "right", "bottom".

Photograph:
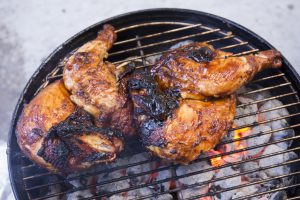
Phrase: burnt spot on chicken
[
  {"left": 128, "top": 68, "right": 179, "bottom": 121},
  {"left": 37, "top": 109, "right": 122, "bottom": 173},
  {"left": 140, "top": 118, "right": 166, "bottom": 147}
]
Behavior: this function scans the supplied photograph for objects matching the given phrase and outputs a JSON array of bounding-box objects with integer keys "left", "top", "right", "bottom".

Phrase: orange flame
[{"left": 209, "top": 127, "right": 251, "bottom": 168}]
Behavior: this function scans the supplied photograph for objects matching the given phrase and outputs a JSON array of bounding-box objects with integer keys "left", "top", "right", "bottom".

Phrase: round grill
[{"left": 7, "top": 8, "right": 300, "bottom": 200}]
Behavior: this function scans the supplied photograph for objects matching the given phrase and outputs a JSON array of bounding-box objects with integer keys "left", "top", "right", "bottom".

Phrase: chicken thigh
[{"left": 152, "top": 43, "right": 282, "bottom": 98}]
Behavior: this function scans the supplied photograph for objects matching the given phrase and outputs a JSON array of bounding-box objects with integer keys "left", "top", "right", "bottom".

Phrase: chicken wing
[
  {"left": 152, "top": 43, "right": 282, "bottom": 98},
  {"left": 128, "top": 69, "right": 236, "bottom": 164},
  {"left": 63, "top": 24, "right": 136, "bottom": 136},
  {"left": 17, "top": 80, "right": 123, "bottom": 174}
]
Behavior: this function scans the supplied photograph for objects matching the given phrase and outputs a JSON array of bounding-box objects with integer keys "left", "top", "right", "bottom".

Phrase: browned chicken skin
[
  {"left": 16, "top": 80, "right": 123, "bottom": 174},
  {"left": 146, "top": 97, "right": 236, "bottom": 163},
  {"left": 63, "top": 25, "right": 136, "bottom": 136},
  {"left": 152, "top": 43, "right": 282, "bottom": 98}
]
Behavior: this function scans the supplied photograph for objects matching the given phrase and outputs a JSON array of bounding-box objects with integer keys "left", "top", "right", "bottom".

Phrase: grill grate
[{"left": 11, "top": 19, "right": 300, "bottom": 200}]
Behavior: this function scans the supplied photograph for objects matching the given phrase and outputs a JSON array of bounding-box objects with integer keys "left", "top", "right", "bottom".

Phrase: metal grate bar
[
  {"left": 219, "top": 41, "right": 248, "bottom": 50},
  {"left": 251, "top": 73, "right": 285, "bottom": 83},
  {"left": 115, "top": 21, "right": 194, "bottom": 33},
  {"left": 288, "top": 196, "right": 300, "bottom": 200},
  {"left": 109, "top": 28, "right": 221, "bottom": 56},
  {"left": 28, "top": 130, "right": 300, "bottom": 198},
  {"left": 114, "top": 23, "right": 203, "bottom": 45},
  {"left": 113, "top": 35, "right": 234, "bottom": 67}
]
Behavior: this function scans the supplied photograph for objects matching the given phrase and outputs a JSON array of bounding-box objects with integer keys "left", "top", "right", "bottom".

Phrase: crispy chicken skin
[
  {"left": 129, "top": 69, "right": 236, "bottom": 164},
  {"left": 63, "top": 25, "right": 136, "bottom": 136},
  {"left": 152, "top": 43, "right": 282, "bottom": 98},
  {"left": 16, "top": 80, "right": 123, "bottom": 174}
]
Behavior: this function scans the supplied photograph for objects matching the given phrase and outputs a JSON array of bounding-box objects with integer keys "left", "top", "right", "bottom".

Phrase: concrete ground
[{"left": 0, "top": 1, "right": 299, "bottom": 199}]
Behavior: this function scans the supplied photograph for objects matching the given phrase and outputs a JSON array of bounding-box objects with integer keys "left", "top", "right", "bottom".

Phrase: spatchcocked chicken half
[
  {"left": 130, "top": 43, "right": 282, "bottom": 164},
  {"left": 17, "top": 80, "right": 123, "bottom": 174}
]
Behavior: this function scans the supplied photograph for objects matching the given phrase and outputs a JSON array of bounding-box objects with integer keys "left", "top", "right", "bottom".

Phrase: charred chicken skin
[
  {"left": 152, "top": 43, "right": 282, "bottom": 99},
  {"left": 16, "top": 80, "right": 123, "bottom": 174},
  {"left": 63, "top": 24, "right": 136, "bottom": 136}
]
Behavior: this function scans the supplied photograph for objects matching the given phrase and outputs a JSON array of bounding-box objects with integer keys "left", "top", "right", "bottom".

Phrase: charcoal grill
[{"left": 7, "top": 8, "right": 300, "bottom": 200}]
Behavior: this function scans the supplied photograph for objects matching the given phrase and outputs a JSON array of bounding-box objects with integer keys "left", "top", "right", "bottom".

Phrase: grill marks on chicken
[
  {"left": 63, "top": 24, "right": 136, "bottom": 136},
  {"left": 152, "top": 43, "right": 282, "bottom": 98},
  {"left": 16, "top": 80, "right": 123, "bottom": 174}
]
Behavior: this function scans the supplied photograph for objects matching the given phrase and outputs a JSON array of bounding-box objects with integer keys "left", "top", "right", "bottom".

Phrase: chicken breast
[
  {"left": 129, "top": 69, "right": 236, "bottom": 164},
  {"left": 16, "top": 80, "right": 123, "bottom": 174},
  {"left": 143, "top": 97, "right": 236, "bottom": 164},
  {"left": 152, "top": 43, "right": 282, "bottom": 98},
  {"left": 63, "top": 24, "right": 136, "bottom": 136}
]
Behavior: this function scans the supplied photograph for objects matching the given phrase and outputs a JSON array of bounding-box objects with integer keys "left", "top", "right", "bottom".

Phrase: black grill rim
[{"left": 7, "top": 8, "right": 300, "bottom": 200}]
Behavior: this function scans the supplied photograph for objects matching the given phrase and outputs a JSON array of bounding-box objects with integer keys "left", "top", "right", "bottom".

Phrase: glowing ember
[
  {"left": 209, "top": 127, "right": 251, "bottom": 168},
  {"left": 233, "top": 127, "right": 251, "bottom": 156}
]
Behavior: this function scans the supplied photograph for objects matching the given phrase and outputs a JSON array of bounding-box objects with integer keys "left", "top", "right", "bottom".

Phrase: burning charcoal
[
  {"left": 110, "top": 187, "right": 173, "bottom": 200},
  {"left": 235, "top": 96, "right": 258, "bottom": 127},
  {"left": 246, "top": 125, "right": 272, "bottom": 157},
  {"left": 214, "top": 166, "right": 242, "bottom": 199},
  {"left": 258, "top": 144, "right": 295, "bottom": 177},
  {"left": 271, "top": 121, "right": 294, "bottom": 150},
  {"left": 176, "top": 161, "right": 214, "bottom": 185},
  {"left": 126, "top": 153, "right": 152, "bottom": 185},
  {"left": 177, "top": 185, "right": 210, "bottom": 199},
  {"left": 269, "top": 191, "right": 287, "bottom": 200},
  {"left": 67, "top": 178, "right": 94, "bottom": 199},
  {"left": 258, "top": 100, "right": 289, "bottom": 121},
  {"left": 231, "top": 184, "right": 258, "bottom": 199},
  {"left": 149, "top": 163, "right": 173, "bottom": 193}
]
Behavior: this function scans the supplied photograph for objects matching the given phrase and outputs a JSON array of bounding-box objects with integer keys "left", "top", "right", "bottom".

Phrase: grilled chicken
[
  {"left": 129, "top": 43, "right": 282, "bottom": 164},
  {"left": 129, "top": 69, "right": 236, "bottom": 163},
  {"left": 63, "top": 24, "right": 136, "bottom": 136},
  {"left": 152, "top": 43, "right": 282, "bottom": 99},
  {"left": 16, "top": 80, "right": 123, "bottom": 174}
]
